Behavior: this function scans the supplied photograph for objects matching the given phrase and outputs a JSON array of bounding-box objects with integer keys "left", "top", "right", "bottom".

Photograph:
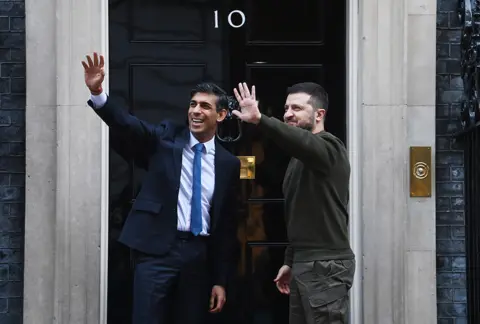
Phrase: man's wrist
[
  {"left": 253, "top": 112, "right": 262, "bottom": 125},
  {"left": 90, "top": 86, "right": 103, "bottom": 96}
]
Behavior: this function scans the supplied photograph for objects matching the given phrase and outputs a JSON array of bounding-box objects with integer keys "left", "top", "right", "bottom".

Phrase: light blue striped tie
[{"left": 190, "top": 143, "right": 204, "bottom": 236}]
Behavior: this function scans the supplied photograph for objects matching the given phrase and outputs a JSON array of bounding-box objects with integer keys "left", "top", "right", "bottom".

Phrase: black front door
[{"left": 107, "top": 0, "right": 346, "bottom": 323}]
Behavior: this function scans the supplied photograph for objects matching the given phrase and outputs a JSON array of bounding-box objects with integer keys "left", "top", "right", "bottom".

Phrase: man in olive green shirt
[{"left": 233, "top": 82, "right": 355, "bottom": 324}]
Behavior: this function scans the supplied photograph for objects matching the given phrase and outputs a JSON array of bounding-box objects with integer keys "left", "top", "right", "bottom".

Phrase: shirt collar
[{"left": 189, "top": 133, "right": 215, "bottom": 154}]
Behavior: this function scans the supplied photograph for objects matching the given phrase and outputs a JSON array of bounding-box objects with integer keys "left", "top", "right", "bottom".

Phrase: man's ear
[
  {"left": 217, "top": 109, "right": 227, "bottom": 122},
  {"left": 315, "top": 108, "right": 326, "bottom": 122}
]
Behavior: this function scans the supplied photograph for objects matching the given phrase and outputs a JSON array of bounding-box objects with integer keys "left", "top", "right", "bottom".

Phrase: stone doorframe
[{"left": 23, "top": 0, "right": 437, "bottom": 323}]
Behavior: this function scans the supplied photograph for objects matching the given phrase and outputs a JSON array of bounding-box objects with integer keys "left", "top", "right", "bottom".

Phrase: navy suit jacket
[{"left": 88, "top": 98, "right": 241, "bottom": 287}]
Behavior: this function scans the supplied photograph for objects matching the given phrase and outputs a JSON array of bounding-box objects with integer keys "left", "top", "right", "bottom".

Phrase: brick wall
[
  {"left": 436, "top": 0, "right": 468, "bottom": 323},
  {"left": 0, "top": 0, "right": 25, "bottom": 323}
]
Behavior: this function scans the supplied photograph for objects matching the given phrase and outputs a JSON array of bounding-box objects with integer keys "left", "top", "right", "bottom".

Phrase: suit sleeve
[
  {"left": 212, "top": 159, "right": 241, "bottom": 288},
  {"left": 88, "top": 96, "right": 168, "bottom": 167}
]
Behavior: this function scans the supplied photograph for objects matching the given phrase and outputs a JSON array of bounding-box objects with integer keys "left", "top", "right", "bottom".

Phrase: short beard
[
  {"left": 299, "top": 123, "right": 313, "bottom": 131},
  {"left": 298, "top": 113, "right": 316, "bottom": 131}
]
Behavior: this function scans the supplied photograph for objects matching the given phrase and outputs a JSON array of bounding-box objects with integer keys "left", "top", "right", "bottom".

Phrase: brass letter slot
[
  {"left": 237, "top": 156, "right": 255, "bottom": 179},
  {"left": 409, "top": 146, "right": 431, "bottom": 197}
]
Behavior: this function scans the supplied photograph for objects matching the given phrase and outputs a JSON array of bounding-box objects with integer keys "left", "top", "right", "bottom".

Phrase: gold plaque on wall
[
  {"left": 237, "top": 156, "right": 256, "bottom": 179},
  {"left": 410, "top": 146, "right": 432, "bottom": 197}
]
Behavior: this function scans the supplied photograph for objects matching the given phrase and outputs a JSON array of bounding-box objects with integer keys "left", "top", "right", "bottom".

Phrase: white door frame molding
[
  {"left": 99, "top": 0, "right": 110, "bottom": 322},
  {"left": 347, "top": 0, "right": 363, "bottom": 322}
]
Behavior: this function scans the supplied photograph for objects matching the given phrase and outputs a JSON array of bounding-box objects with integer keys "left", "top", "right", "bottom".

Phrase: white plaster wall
[
  {"left": 24, "top": 0, "right": 109, "bottom": 322},
  {"left": 23, "top": 0, "right": 56, "bottom": 321},
  {"left": 359, "top": 0, "right": 437, "bottom": 322}
]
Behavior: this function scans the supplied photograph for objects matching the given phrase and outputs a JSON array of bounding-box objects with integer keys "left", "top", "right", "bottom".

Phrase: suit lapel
[
  {"left": 173, "top": 128, "right": 189, "bottom": 183},
  {"left": 212, "top": 142, "right": 230, "bottom": 231}
]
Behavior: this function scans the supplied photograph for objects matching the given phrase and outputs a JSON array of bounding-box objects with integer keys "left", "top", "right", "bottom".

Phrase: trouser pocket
[
  {"left": 307, "top": 283, "right": 349, "bottom": 324},
  {"left": 293, "top": 259, "right": 355, "bottom": 324}
]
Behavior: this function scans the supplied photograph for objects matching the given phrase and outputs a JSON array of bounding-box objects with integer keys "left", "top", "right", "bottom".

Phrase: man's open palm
[
  {"left": 81, "top": 52, "right": 105, "bottom": 94},
  {"left": 232, "top": 82, "right": 261, "bottom": 124}
]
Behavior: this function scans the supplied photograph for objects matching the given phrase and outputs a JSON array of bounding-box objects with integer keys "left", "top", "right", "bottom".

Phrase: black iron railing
[
  {"left": 458, "top": 0, "right": 480, "bottom": 131},
  {"left": 458, "top": 1, "right": 480, "bottom": 322},
  {"left": 459, "top": 127, "right": 480, "bottom": 324}
]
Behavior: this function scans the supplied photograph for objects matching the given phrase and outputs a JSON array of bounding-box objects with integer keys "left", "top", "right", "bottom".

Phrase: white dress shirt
[{"left": 90, "top": 92, "right": 215, "bottom": 236}]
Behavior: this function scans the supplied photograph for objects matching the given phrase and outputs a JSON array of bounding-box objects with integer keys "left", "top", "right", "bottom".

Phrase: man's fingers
[
  {"left": 276, "top": 284, "right": 287, "bottom": 294},
  {"left": 251, "top": 85, "right": 256, "bottom": 100},
  {"left": 210, "top": 294, "right": 215, "bottom": 309},
  {"left": 276, "top": 283, "right": 289, "bottom": 295},
  {"left": 210, "top": 296, "right": 225, "bottom": 313},
  {"left": 218, "top": 297, "right": 226, "bottom": 309},
  {"left": 84, "top": 53, "right": 105, "bottom": 69},
  {"left": 209, "top": 295, "right": 219, "bottom": 313},
  {"left": 275, "top": 275, "right": 291, "bottom": 295},
  {"left": 231, "top": 110, "right": 242, "bottom": 119},
  {"left": 86, "top": 55, "right": 94, "bottom": 67},
  {"left": 238, "top": 83, "right": 246, "bottom": 98},
  {"left": 242, "top": 82, "right": 251, "bottom": 98},
  {"left": 233, "top": 88, "right": 242, "bottom": 102},
  {"left": 81, "top": 61, "right": 89, "bottom": 70},
  {"left": 276, "top": 281, "right": 285, "bottom": 290},
  {"left": 237, "top": 83, "right": 243, "bottom": 98}
]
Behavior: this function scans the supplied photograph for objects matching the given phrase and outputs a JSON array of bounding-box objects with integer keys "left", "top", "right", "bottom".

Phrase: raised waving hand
[
  {"left": 232, "top": 82, "right": 261, "bottom": 124},
  {"left": 81, "top": 52, "right": 105, "bottom": 95}
]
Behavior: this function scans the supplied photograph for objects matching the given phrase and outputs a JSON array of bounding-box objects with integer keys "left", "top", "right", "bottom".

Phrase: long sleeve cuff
[
  {"left": 90, "top": 91, "right": 107, "bottom": 109},
  {"left": 284, "top": 245, "right": 293, "bottom": 267}
]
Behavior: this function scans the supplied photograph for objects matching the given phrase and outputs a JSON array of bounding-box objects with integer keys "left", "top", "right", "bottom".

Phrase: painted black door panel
[{"left": 107, "top": 0, "right": 345, "bottom": 323}]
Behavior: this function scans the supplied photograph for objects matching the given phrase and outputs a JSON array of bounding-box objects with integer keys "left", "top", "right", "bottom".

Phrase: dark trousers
[
  {"left": 132, "top": 232, "right": 209, "bottom": 324},
  {"left": 289, "top": 259, "right": 355, "bottom": 324}
]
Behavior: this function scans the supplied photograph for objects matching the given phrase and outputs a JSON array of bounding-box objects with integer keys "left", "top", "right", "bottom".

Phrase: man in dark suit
[{"left": 81, "top": 53, "right": 241, "bottom": 324}]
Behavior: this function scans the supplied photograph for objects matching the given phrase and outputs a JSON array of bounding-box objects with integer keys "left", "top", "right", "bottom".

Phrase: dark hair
[
  {"left": 286, "top": 82, "right": 329, "bottom": 112},
  {"left": 190, "top": 82, "right": 229, "bottom": 112}
]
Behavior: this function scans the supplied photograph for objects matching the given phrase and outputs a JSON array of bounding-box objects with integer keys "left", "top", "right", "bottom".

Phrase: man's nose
[
  {"left": 284, "top": 109, "right": 293, "bottom": 119},
  {"left": 191, "top": 104, "right": 201, "bottom": 113}
]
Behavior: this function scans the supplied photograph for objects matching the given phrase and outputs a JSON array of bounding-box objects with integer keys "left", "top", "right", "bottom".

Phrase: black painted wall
[
  {"left": 436, "top": 0, "right": 468, "bottom": 323},
  {"left": 0, "top": 0, "right": 25, "bottom": 323}
]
